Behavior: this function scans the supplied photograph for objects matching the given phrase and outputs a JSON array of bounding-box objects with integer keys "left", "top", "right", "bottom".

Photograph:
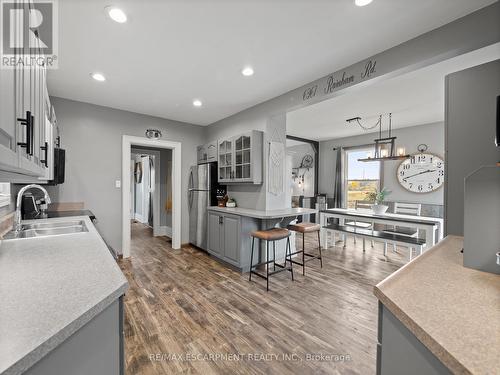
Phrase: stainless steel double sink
[{"left": 4, "top": 220, "right": 89, "bottom": 239}]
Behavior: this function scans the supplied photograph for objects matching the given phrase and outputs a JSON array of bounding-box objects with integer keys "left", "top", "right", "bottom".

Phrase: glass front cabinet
[{"left": 217, "top": 130, "right": 263, "bottom": 184}]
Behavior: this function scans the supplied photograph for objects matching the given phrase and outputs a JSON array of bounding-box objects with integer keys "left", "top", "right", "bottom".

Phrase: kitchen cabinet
[
  {"left": 377, "top": 303, "right": 451, "bottom": 375},
  {"left": 0, "top": 0, "right": 56, "bottom": 180},
  {"left": 207, "top": 211, "right": 258, "bottom": 270},
  {"left": 217, "top": 130, "right": 263, "bottom": 184},
  {"left": 208, "top": 212, "right": 223, "bottom": 257},
  {"left": 24, "top": 298, "right": 125, "bottom": 375},
  {"left": 221, "top": 215, "right": 240, "bottom": 264},
  {"left": 0, "top": 53, "right": 18, "bottom": 171},
  {"left": 196, "top": 140, "right": 217, "bottom": 164},
  {"left": 38, "top": 114, "right": 55, "bottom": 181}
]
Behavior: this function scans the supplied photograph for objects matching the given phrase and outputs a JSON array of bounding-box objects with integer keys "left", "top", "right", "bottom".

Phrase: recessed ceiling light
[
  {"left": 241, "top": 66, "right": 254, "bottom": 77},
  {"left": 355, "top": 0, "right": 373, "bottom": 6},
  {"left": 193, "top": 99, "right": 202, "bottom": 107},
  {"left": 105, "top": 6, "right": 127, "bottom": 23},
  {"left": 90, "top": 72, "right": 106, "bottom": 82}
]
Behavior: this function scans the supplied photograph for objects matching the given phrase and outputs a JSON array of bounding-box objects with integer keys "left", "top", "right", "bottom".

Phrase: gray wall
[
  {"left": 319, "top": 122, "right": 445, "bottom": 206},
  {"left": 444, "top": 60, "right": 500, "bottom": 236},
  {"left": 49, "top": 97, "right": 204, "bottom": 253}
]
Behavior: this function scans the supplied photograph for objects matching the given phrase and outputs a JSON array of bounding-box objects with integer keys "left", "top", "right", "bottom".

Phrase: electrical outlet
[{"left": 115, "top": 180, "right": 121, "bottom": 188}]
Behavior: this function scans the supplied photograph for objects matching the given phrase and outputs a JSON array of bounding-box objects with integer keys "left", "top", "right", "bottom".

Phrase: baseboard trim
[
  {"left": 156, "top": 225, "right": 172, "bottom": 237},
  {"left": 134, "top": 213, "right": 144, "bottom": 223}
]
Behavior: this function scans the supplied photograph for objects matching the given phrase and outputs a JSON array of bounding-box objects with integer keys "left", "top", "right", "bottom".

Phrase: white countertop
[
  {"left": 0, "top": 216, "right": 128, "bottom": 375},
  {"left": 321, "top": 208, "right": 443, "bottom": 225},
  {"left": 208, "top": 206, "right": 318, "bottom": 219}
]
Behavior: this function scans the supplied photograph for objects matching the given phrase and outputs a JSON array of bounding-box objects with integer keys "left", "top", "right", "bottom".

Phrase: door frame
[{"left": 122, "top": 135, "right": 182, "bottom": 257}]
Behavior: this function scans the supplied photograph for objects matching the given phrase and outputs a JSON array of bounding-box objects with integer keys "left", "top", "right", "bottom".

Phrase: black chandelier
[{"left": 346, "top": 113, "right": 411, "bottom": 162}]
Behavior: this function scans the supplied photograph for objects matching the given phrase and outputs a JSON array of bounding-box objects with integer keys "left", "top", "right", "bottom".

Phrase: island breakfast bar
[{"left": 207, "top": 207, "right": 317, "bottom": 272}]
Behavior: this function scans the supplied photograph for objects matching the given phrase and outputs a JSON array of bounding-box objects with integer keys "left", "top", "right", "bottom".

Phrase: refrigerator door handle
[{"left": 188, "top": 169, "right": 194, "bottom": 190}]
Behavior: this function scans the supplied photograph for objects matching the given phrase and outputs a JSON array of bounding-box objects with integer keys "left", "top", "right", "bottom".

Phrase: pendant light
[{"left": 347, "top": 113, "right": 411, "bottom": 162}]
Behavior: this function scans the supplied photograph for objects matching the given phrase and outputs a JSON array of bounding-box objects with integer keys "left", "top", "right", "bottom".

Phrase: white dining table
[{"left": 320, "top": 208, "right": 443, "bottom": 250}]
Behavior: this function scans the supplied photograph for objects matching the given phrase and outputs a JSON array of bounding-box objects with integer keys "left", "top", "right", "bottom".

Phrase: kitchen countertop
[
  {"left": 0, "top": 216, "right": 128, "bottom": 375},
  {"left": 374, "top": 235, "right": 499, "bottom": 374},
  {"left": 208, "top": 206, "right": 318, "bottom": 219}
]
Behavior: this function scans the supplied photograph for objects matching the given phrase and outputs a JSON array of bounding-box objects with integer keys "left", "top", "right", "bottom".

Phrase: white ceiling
[
  {"left": 286, "top": 43, "right": 500, "bottom": 141},
  {"left": 48, "top": 0, "right": 497, "bottom": 126}
]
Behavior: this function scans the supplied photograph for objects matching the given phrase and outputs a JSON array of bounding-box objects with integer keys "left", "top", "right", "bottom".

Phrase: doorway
[
  {"left": 130, "top": 150, "right": 164, "bottom": 237},
  {"left": 122, "top": 136, "right": 182, "bottom": 257}
]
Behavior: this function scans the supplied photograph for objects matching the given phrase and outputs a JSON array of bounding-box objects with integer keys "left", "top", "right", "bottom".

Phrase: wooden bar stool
[
  {"left": 287, "top": 222, "right": 322, "bottom": 275},
  {"left": 249, "top": 228, "right": 294, "bottom": 291}
]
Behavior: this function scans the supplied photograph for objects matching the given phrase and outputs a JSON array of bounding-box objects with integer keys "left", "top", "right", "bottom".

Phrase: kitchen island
[
  {"left": 0, "top": 216, "right": 128, "bottom": 375},
  {"left": 374, "top": 235, "right": 499, "bottom": 374},
  {"left": 208, "top": 206, "right": 317, "bottom": 220},
  {"left": 207, "top": 207, "right": 318, "bottom": 271}
]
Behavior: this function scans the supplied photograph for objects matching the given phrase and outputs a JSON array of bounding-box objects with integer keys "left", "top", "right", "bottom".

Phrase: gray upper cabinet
[
  {"left": 0, "top": 0, "right": 54, "bottom": 179},
  {"left": 217, "top": 130, "right": 263, "bottom": 184},
  {"left": 196, "top": 140, "right": 217, "bottom": 164},
  {"left": 0, "top": 54, "right": 18, "bottom": 171}
]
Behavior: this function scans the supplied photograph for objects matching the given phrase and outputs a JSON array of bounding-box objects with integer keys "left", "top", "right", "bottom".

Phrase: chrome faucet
[{"left": 14, "top": 184, "right": 52, "bottom": 235}]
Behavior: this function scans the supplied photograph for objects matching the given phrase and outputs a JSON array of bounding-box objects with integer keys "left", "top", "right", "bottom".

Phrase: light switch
[{"left": 115, "top": 180, "right": 121, "bottom": 188}]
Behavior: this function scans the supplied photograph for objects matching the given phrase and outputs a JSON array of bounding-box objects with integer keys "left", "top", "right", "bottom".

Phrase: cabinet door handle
[
  {"left": 40, "top": 141, "right": 48, "bottom": 167},
  {"left": 29, "top": 114, "right": 34, "bottom": 156},
  {"left": 219, "top": 216, "right": 223, "bottom": 225},
  {"left": 17, "top": 111, "right": 33, "bottom": 155}
]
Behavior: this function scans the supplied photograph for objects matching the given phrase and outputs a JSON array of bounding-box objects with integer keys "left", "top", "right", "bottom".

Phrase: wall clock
[{"left": 397, "top": 153, "right": 445, "bottom": 193}]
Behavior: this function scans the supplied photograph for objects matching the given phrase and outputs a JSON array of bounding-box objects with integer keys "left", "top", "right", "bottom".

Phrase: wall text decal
[{"left": 302, "top": 59, "right": 378, "bottom": 102}]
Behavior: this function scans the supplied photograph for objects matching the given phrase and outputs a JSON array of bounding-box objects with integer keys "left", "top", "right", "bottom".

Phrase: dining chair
[
  {"left": 383, "top": 202, "right": 422, "bottom": 254},
  {"left": 345, "top": 200, "right": 375, "bottom": 247}
]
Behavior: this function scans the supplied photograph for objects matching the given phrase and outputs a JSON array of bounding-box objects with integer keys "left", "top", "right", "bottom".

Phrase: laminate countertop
[
  {"left": 208, "top": 206, "right": 317, "bottom": 219},
  {"left": 374, "top": 235, "right": 499, "bottom": 374},
  {"left": 0, "top": 216, "right": 128, "bottom": 375}
]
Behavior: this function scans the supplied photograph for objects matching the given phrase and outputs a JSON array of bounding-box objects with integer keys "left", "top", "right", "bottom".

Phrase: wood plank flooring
[{"left": 119, "top": 223, "right": 408, "bottom": 375}]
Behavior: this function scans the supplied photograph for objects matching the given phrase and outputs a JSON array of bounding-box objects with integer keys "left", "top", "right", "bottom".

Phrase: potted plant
[
  {"left": 226, "top": 197, "right": 237, "bottom": 208},
  {"left": 366, "top": 187, "right": 391, "bottom": 215}
]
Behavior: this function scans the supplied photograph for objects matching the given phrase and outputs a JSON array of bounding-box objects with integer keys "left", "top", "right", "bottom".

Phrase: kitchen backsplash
[
  {"left": 0, "top": 202, "right": 14, "bottom": 237},
  {"left": 0, "top": 189, "right": 15, "bottom": 238}
]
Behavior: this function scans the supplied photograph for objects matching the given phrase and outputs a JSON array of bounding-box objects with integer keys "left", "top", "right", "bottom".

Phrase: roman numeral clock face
[{"left": 397, "top": 153, "right": 445, "bottom": 193}]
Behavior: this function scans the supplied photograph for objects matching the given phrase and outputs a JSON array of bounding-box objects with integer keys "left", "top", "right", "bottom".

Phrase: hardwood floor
[{"left": 119, "top": 223, "right": 408, "bottom": 375}]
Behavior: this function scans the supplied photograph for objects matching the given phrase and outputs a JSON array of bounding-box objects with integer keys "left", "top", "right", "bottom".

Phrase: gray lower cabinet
[
  {"left": 223, "top": 215, "right": 240, "bottom": 264},
  {"left": 25, "top": 297, "right": 125, "bottom": 375},
  {"left": 208, "top": 211, "right": 258, "bottom": 271},
  {"left": 377, "top": 302, "right": 451, "bottom": 375},
  {"left": 208, "top": 212, "right": 224, "bottom": 257}
]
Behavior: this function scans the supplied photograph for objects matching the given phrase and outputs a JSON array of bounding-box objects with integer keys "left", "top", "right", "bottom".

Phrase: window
[
  {"left": 345, "top": 147, "right": 380, "bottom": 209},
  {"left": 0, "top": 183, "right": 11, "bottom": 208}
]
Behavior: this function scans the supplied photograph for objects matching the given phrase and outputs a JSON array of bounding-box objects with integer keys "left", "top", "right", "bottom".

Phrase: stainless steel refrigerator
[{"left": 188, "top": 163, "right": 218, "bottom": 250}]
